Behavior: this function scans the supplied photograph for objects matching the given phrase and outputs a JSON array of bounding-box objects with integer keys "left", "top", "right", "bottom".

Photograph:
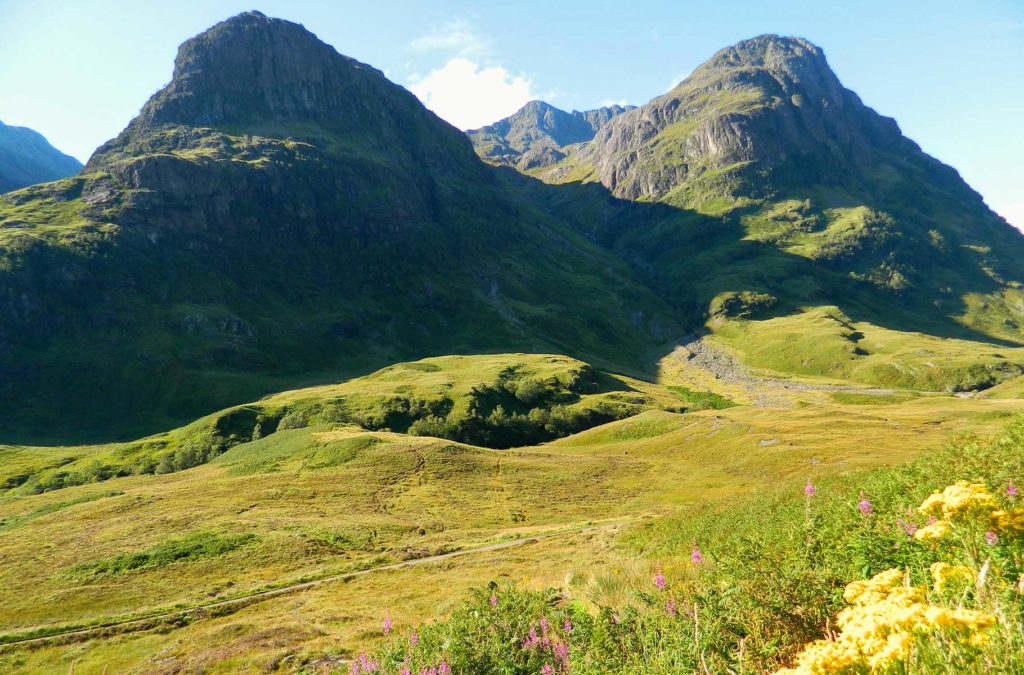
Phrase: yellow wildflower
[
  {"left": 774, "top": 568, "right": 995, "bottom": 674},
  {"left": 913, "top": 520, "right": 951, "bottom": 541},
  {"left": 918, "top": 481, "right": 996, "bottom": 520},
  {"left": 843, "top": 568, "right": 904, "bottom": 605},
  {"left": 930, "top": 562, "right": 976, "bottom": 593},
  {"left": 991, "top": 508, "right": 1024, "bottom": 534}
]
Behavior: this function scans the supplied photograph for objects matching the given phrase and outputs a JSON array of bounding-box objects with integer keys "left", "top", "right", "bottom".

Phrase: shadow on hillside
[
  {"left": 503, "top": 167, "right": 1022, "bottom": 348},
  {"left": 1, "top": 164, "right": 1020, "bottom": 448}
]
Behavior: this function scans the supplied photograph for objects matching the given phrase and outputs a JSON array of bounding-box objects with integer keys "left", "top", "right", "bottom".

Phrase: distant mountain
[
  {"left": 0, "top": 12, "right": 676, "bottom": 439},
  {"left": 0, "top": 120, "right": 81, "bottom": 193},
  {"left": 467, "top": 100, "right": 633, "bottom": 170},
  {"left": 517, "top": 35, "right": 1024, "bottom": 343}
]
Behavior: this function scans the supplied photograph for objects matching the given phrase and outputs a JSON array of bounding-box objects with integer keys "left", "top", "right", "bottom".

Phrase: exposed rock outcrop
[
  {"left": 565, "top": 35, "right": 913, "bottom": 201},
  {"left": 467, "top": 100, "right": 633, "bottom": 170}
]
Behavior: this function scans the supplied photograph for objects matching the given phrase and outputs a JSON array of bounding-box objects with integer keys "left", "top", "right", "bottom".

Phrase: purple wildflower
[
  {"left": 804, "top": 480, "right": 816, "bottom": 497},
  {"left": 540, "top": 665, "right": 555, "bottom": 675},
  {"left": 897, "top": 518, "right": 917, "bottom": 536},
  {"left": 400, "top": 668, "right": 411, "bottom": 675},
  {"left": 489, "top": 593, "right": 498, "bottom": 608},
  {"left": 858, "top": 493, "right": 873, "bottom": 515},
  {"left": 986, "top": 531, "right": 999, "bottom": 545},
  {"left": 563, "top": 619, "right": 573, "bottom": 633},
  {"left": 351, "top": 653, "right": 378, "bottom": 674},
  {"left": 927, "top": 514, "right": 937, "bottom": 525},
  {"left": 1008, "top": 482, "right": 1019, "bottom": 498},
  {"left": 410, "top": 631, "right": 419, "bottom": 646},
  {"left": 522, "top": 626, "right": 540, "bottom": 649},
  {"left": 438, "top": 660, "right": 451, "bottom": 675},
  {"left": 653, "top": 567, "right": 667, "bottom": 590},
  {"left": 554, "top": 641, "right": 569, "bottom": 667},
  {"left": 383, "top": 615, "right": 392, "bottom": 635},
  {"left": 691, "top": 545, "right": 704, "bottom": 565},
  {"left": 665, "top": 593, "right": 678, "bottom": 618}
]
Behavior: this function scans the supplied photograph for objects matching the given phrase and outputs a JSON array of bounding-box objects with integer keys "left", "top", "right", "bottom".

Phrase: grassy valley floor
[{"left": 2, "top": 347, "right": 1024, "bottom": 672}]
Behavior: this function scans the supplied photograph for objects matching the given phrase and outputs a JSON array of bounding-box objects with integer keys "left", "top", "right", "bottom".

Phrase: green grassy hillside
[
  {"left": 2, "top": 350, "right": 1024, "bottom": 672},
  {"left": 0, "top": 354, "right": 690, "bottom": 494},
  {"left": 707, "top": 306, "right": 1024, "bottom": 391}
]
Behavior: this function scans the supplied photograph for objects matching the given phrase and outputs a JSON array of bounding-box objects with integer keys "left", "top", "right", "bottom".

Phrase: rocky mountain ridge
[
  {"left": 467, "top": 100, "right": 633, "bottom": 170},
  {"left": 500, "top": 35, "right": 1024, "bottom": 338},
  {"left": 1, "top": 17, "right": 1022, "bottom": 440}
]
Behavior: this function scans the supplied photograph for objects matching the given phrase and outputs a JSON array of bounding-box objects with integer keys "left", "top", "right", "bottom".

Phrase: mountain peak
[
  {"left": 468, "top": 101, "right": 634, "bottom": 170},
  {"left": 712, "top": 34, "right": 823, "bottom": 65},
  {"left": 132, "top": 11, "right": 377, "bottom": 129},
  {"left": 87, "top": 11, "right": 477, "bottom": 171},
  {"left": 0, "top": 121, "right": 82, "bottom": 193},
  {"left": 543, "top": 31, "right": 907, "bottom": 203},
  {"left": 682, "top": 34, "right": 840, "bottom": 100}
]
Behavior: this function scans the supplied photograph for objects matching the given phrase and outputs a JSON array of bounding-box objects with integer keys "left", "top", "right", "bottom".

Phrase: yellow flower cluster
[
  {"left": 913, "top": 481, "right": 1024, "bottom": 541},
  {"left": 775, "top": 568, "right": 994, "bottom": 674},
  {"left": 992, "top": 507, "right": 1024, "bottom": 533},
  {"left": 929, "top": 562, "right": 976, "bottom": 593},
  {"left": 918, "top": 481, "right": 996, "bottom": 519}
]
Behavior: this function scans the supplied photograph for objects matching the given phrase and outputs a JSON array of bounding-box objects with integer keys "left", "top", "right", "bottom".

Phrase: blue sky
[{"left": 1, "top": 0, "right": 1021, "bottom": 227}]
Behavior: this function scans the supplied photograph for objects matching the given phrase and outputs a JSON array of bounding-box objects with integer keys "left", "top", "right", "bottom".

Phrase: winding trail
[{"left": 0, "top": 521, "right": 624, "bottom": 649}]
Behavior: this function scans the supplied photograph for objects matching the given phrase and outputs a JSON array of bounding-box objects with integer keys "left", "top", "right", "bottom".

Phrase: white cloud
[
  {"left": 599, "top": 98, "right": 629, "bottom": 107},
  {"left": 409, "top": 18, "right": 487, "bottom": 57},
  {"left": 993, "top": 201, "right": 1024, "bottom": 232},
  {"left": 408, "top": 58, "right": 537, "bottom": 130},
  {"left": 667, "top": 72, "right": 691, "bottom": 91}
]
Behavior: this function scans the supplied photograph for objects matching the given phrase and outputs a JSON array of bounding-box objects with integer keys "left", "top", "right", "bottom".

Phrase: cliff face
[
  {"left": 563, "top": 35, "right": 912, "bottom": 201},
  {"left": 468, "top": 100, "right": 633, "bottom": 170}
]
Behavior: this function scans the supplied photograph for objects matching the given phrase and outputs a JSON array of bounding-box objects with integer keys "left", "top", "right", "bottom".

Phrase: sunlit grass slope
[
  {"left": 707, "top": 306, "right": 1024, "bottom": 391},
  {"left": 2, "top": 351, "right": 1024, "bottom": 672},
  {"left": 0, "top": 354, "right": 688, "bottom": 495}
]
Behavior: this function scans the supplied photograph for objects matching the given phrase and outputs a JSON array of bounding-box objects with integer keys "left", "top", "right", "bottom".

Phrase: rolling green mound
[{"left": 0, "top": 354, "right": 692, "bottom": 495}]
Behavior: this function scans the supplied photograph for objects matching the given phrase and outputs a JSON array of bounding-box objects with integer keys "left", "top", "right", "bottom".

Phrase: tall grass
[{"left": 350, "top": 416, "right": 1024, "bottom": 673}]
